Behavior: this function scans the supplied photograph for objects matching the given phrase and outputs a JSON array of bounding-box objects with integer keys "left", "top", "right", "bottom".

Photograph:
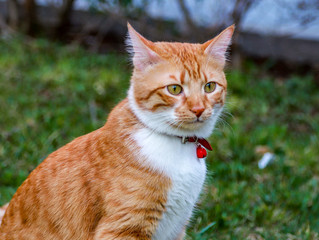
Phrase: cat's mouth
[
  {"left": 195, "top": 119, "right": 204, "bottom": 123},
  {"left": 186, "top": 119, "right": 205, "bottom": 125},
  {"left": 172, "top": 118, "right": 206, "bottom": 130},
  {"left": 187, "top": 116, "right": 210, "bottom": 124}
]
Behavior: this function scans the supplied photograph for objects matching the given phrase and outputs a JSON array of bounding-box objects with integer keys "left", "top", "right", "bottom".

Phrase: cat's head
[{"left": 127, "top": 23, "right": 234, "bottom": 138}]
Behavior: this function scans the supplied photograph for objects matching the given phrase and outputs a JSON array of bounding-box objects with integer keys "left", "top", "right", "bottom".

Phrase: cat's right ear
[
  {"left": 202, "top": 25, "right": 235, "bottom": 67},
  {"left": 126, "top": 23, "right": 162, "bottom": 70}
]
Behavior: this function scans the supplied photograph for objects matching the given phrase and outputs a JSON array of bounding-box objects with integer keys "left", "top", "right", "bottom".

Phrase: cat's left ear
[
  {"left": 126, "top": 23, "right": 162, "bottom": 70},
  {"left": 202, "top": 25, "right": 235, "bottom": 67}
]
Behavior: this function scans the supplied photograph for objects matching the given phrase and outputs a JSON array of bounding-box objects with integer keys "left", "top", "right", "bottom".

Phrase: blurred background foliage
[{"left": 0, "top": 0, "right": 319, "bottom": 239}]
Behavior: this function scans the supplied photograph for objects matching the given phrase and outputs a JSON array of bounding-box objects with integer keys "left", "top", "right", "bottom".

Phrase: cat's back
[
  {"left": 0, "top": 99, "right": 173, "bottom": 240},
  {"left": 0, "top": 123, "right": 107, "bottom": 239},
  {"left": 0, "top": 99, "right": 140, "bottom": 239}
]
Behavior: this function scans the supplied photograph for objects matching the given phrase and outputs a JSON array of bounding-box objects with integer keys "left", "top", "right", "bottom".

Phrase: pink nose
[{"left": 190, "top": 106, "right": 205, "bottom": 118}]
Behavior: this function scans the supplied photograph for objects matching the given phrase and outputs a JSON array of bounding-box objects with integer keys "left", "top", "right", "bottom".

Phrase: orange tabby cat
[{"left": 0, "top": 23, "right": 234, "bottom": 239}]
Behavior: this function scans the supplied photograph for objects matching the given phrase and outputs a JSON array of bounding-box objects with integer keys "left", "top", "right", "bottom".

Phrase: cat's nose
[{"left": 190, "top": 106, "right": 205, "bottom": 118}]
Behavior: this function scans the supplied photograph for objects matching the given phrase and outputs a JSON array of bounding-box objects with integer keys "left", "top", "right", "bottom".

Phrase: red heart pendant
[{"left": 196, "top": 145, "right": 207, "bottom": 158}]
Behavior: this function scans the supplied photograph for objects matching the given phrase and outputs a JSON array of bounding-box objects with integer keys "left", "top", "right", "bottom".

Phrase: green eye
[
  {"left": 167, "top": 85, "right": 183, "bottom": 95},
  {"left": 204, "top": 82, "right": 216, "bottom": 93}
]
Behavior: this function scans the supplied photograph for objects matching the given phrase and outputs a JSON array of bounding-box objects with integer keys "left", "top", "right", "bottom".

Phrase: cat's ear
[
  {"left": 126, "top": 23, "right": 162, "bottom": 70},
  {"left": 202, "top": 25, "right": 235, "bottom": 67}
]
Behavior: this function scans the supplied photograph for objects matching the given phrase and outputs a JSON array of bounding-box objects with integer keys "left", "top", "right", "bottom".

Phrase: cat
[{"left": 0, "top": 23, "right": 234, "bottom": 240}]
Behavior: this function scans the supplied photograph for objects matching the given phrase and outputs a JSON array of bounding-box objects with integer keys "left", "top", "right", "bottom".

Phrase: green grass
[{"left": 0, "top": 37, "right": 319, "bottom": 239}]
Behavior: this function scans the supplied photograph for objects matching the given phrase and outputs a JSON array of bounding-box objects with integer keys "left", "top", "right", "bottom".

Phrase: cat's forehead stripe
[
  {"left": 194, "top": 54, "right": 201, "bottom": 80},
  {"left": 169, "top": 75, "right": 178, "bottom": 81},
  {"left": 180, "top": 70, "right": 185, "bottom": 85},
  {"left": 203, "top": 72, "right": 208, "bottom": 82}
]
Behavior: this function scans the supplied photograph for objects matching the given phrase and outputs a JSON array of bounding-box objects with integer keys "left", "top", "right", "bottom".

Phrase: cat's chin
[{"left": 173, "top": 121, "right": 205, "bottom": 131}]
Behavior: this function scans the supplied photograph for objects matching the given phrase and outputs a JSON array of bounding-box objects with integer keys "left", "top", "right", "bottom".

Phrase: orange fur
[
  {"left": 0, "top": 24, "right": 234, "bottom": 239},
  {"left": 1, "top": 100, "right": 170, "bottom": 240}
]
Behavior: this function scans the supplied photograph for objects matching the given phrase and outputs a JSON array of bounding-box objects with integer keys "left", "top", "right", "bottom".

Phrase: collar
[{"left": 180, "top": 136, "right": 213, "bottom": 151}]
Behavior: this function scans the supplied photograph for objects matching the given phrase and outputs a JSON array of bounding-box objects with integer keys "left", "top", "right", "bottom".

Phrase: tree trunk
[
  {"left": 55, "top": 0, "right": 75, "bottom": 38},
  {"left": 177, "top": 0, "right": 200, "bottom": 41},
  {"left": 23, "top": 0, "right": 37, "bottom": 35},
  {"left": 231, "top": 0, "right": 255, "bottom": 70},
  {"left": 7, "top": 0, "right": 20, "bottom": 30}
]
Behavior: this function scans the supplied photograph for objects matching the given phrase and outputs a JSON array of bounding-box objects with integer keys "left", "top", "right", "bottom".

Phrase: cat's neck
[
  {"left": 104, "top": 98, "right": 176, "bottom": 142},
  {"left": 104, "top": 98, "right": 185, "bottom": 149}
]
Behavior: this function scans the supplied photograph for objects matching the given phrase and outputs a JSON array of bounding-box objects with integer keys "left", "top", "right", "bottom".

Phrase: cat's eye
[
  {"left": 167, "top": 85, "right": 183, "bottom": 95},
  {"left": 204, "top": 82, "right": 216, "bottom": 93}
]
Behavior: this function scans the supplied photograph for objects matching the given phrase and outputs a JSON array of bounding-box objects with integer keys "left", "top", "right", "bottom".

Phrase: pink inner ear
[
  {"left": 204, "top": 26, "right": 234, "bottom": 66},
  {"left": 126, "top": 24, "right": 161, "bottom": 70},
  {"left": 133, "top": 45, "right": 160, "bottom": 69}
]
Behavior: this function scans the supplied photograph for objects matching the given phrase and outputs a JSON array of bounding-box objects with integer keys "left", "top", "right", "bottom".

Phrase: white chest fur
[{"left": 133, "top": 128, "right": 207, "bottom": 240}]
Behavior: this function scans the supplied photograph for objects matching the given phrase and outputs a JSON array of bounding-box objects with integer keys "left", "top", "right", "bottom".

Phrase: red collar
[
  {"left": 181, "top": 136, "right": 213, "bottom": 151},
  {"left": 180, "top": 136, "right": 212, "bottom": 158}
]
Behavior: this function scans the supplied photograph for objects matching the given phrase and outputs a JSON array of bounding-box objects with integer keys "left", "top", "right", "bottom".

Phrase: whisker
[{"left": 216, "top": 115, "right": 233, "bottom": 133}]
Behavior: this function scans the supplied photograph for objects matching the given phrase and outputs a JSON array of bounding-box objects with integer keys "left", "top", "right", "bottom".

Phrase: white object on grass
[{"left": 258, "top": 152, "right": 275, "bottom": 169}]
